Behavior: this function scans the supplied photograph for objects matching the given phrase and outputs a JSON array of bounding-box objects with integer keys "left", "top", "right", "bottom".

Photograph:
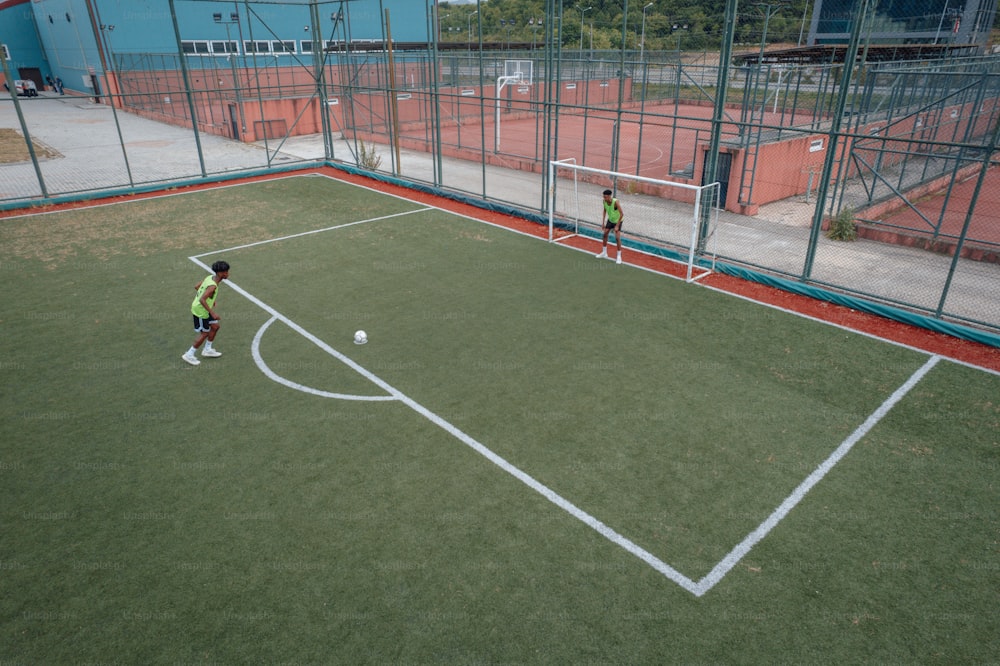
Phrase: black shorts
[
  {"left": 605, "top": 219, "right": 623, "bottom": 231},
  {"left": 193, "top": 314, "right": 218, "bottom": 332}
]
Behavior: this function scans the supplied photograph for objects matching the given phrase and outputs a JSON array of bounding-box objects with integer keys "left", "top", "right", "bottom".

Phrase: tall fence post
[
  {"left": 801, "top": 0, "right": 873, "bottom": 279},
  {"left": 168, "top": 0, "right": 207, "bottom": 177},
  {"left": 1, "top": 52, "right": 48, "bottom": 198}
]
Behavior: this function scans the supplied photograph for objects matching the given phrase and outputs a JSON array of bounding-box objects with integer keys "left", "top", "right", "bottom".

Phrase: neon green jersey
[
  {"left": 603, "top": 197, "right": 622, "bottom": 224},
  {"left": 191, "top": 275, "right": 219, "bottom": 318}
]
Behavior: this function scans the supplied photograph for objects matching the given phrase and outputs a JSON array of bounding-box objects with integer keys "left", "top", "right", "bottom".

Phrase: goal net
[{"left": 547, "top": 159, "right": 721, "bottom": 283}]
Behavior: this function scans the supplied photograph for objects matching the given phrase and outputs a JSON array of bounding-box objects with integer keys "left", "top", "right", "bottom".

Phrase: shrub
[
  {"left": 358, "top": 140, "right": 382, "bottom": 171},
  {"left": 827, "top": 208, "right": 857, "bottom": 241}
]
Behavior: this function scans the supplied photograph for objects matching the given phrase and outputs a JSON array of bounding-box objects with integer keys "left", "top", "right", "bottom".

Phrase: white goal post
[{"left": 547, "top": 159, "right": 721, "bottom": 283}]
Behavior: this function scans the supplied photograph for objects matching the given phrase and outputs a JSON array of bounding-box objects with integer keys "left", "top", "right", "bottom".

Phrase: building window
[
  {"left": 181, "top": 41, "right": 211, "bottom": 55},
  {"left": 211, "top": 40, "right": 239, "bottom": 55},
  {"left": 181, "top": 40, "right": 210, "bottom": 55},
  {"left": 244, "top": 41, "right": 271, "bottom": 53}
]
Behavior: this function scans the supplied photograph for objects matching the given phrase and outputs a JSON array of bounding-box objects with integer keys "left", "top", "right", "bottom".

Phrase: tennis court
[{"left": 1, "top": 174, "right": 997, "bottom": 662}]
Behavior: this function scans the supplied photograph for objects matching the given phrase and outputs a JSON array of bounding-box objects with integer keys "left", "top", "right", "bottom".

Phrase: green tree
[{"left": 437, "top": 0, "right": 813, "bottom": 51}]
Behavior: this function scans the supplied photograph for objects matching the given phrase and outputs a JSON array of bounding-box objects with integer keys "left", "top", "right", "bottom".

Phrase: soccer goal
[{"left": 548, "top": 159, "right": 721, "bottom": 283}]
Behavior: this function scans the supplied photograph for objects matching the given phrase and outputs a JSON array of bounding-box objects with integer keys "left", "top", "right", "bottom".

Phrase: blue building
[
  {"left": 1, "top": 0, "right": 435, "bottom": 96},
  {"left": 0, "top": 0, "right": 51, "bottom": 91}
]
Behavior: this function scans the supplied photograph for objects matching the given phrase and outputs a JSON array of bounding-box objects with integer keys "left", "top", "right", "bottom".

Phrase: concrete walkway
[{"left": 2, "top": 92, "right": 997, "bottom": 335}]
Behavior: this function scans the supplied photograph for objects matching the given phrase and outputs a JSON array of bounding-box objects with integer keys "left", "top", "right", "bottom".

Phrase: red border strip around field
[
  {"left": 3, "top": 165, "right": 998, "bottom": 373},
  {"left": 311, "top": 168, "right": 1000, "bottom": 374}
]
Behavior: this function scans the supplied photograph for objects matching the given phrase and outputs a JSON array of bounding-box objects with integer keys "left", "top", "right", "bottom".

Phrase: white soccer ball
[{"left": 353, "top": 330, "right": 368, "bottom": 345}]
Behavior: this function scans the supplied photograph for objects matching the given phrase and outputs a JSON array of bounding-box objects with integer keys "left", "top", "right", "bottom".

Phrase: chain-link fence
[{"left": 1, "top": 1, "right": 998, "bottom": 341}]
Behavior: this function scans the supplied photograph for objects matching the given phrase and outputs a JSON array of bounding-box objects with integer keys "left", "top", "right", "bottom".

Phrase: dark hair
[
  {"left": 212, "top": 260, "right": 230, "bottom": 273},
  {"left": 603, "top": 189, "right": 613, "bottom": 195}
]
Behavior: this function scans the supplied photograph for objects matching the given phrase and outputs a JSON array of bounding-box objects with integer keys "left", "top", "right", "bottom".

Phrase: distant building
[
  {"left": 808, "top": 0, "right": 998, "bottom": 51},
  {"left": 0, "top": 0, "right": 428, "bottom": 99}
]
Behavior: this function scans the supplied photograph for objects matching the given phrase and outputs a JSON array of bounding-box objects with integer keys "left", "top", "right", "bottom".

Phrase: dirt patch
[
  {"left": 0, "top": 184, "right": 275, "bottom": 267},
  {"left": 125, "top": 140, "right": 173, "bottom": 148},
  {"left": 0, "top": 127, "right": 61, "bottom": 164}
]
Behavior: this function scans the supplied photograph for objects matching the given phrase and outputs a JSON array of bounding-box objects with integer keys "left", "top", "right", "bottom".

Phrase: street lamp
[
  {"left": 501, "top": 19, "right": 515, "bottom": 50},
  {"left": 640, "top": 2, "right": 654, "bottom": 63},
  {"left": 214, "top": 11, "right": 246, "bottom": 137},
  {"left": 468, "top": 10, "right": 478, "bottom": 44},
  {"left": 578, "top": 6, "right": 591, "bottom": 52},
  {"left": 530, "top": 17, "right": 542, "bottom": 50},
  {"left": 438, "top": 13, "right": 449, "bottom": 42},
  {"left": 672, "top": 22, "right": 688, "bottom": 53}
]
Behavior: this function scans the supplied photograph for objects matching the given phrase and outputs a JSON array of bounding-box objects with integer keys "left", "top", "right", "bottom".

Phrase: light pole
[
  {"left": 640, "top": 2, "right": 653, "bottom": 63},
  {"left": 672, "top": 23, "right": 688, "bottom": 53},
  {"left": 579, "top": 6, "right": 591, "bottom": 52},
  {"left": 468, "top": 10, "right": 478, "bottom": 45},
  {"left": 214, "top": 11, "right": 246, "bottom": 137},
  {"left": 751, "top": 3, "right": 784, "bottom": 127},
  {"left": 439, "top": 13, "right": 449, "bottom": 42},
  {"left": 797, "top": 0, "right": 810, "bottom": 46},
  {"left": 934, "top": 0, "right": 952, "bottom": 44},
  {"left": 754, "top": 3, "right": 786, "bottom": 64}
]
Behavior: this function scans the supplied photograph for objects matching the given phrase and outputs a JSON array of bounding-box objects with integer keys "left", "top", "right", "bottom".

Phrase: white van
[{"left": 14, "top": 80, "right": 39, "bottom": 97}]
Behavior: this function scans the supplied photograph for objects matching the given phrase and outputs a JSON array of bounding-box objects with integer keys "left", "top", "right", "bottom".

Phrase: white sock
[
  {"left": 187, "top": 346, "right": 197, "bottom": 355},
  {"left": 204, "top": 342, "right": 213, "bottom": 351}
]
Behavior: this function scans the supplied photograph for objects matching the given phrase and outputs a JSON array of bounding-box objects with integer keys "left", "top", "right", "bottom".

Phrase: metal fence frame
[{"left": 1, "top": 1, "right": 998, "bottom": 344}]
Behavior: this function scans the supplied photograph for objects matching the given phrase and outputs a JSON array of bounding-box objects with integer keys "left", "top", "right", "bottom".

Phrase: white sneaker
[
  {"left": 596, "top": 250, "right": 607, "bottom": 259},
  {"left": 616, "top": 254, "right": 622, "bottom": 265},
  {"left": 182, "top": 352, "right": 200, "bottom": 366},
  {"left": 201, "top": 349, "right": 222, "bottom": 358}
]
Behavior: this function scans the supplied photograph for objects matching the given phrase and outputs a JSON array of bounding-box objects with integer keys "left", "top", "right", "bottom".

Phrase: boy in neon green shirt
[
  {"left": 595, "top": 189, "right": 625, "bottom": 264},
  {"left": 182, "top": 260, "right": 230, "bottom": 366}
]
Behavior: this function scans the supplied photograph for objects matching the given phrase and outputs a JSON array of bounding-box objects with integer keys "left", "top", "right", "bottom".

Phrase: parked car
[{"left": 14, "top": 80, "right": 38, "bottom": 97}]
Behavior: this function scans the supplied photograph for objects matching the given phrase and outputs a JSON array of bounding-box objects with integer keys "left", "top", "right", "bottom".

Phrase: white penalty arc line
[
  {"left": 251, "top": 316, "right": 396, "bottom": 402},
  {"left": 692, "top": 354, "right": 942, "bottom": 596}
]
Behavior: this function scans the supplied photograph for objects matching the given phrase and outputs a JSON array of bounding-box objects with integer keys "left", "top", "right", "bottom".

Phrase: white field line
[
  {"left": 191, "top": 207, "right": 431, "bottom": 259},
  {"left": 189, "top": 256, "right": 702, "bottom": 595},
  {"left": 251, "top": 317, "right": 396, "bottom": 402},
  {"left": 693, "top": 354, "right": 942, "bottom": 596},
  {"left": 188, "top": 202, "right": 945, "bottom": 596}
]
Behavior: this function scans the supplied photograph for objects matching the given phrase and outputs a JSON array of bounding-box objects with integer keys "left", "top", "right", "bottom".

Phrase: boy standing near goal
[
  {"left": 596, "top": 189, "right": 624, "bottom": 264},
  {"left": 182, "top": 260, "right": 230, "bottom": 366}
]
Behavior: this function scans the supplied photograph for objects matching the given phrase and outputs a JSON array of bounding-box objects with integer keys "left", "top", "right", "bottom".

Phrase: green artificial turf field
[{"left": 1, "top": 174, "right": 997, "bottom": 663}]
